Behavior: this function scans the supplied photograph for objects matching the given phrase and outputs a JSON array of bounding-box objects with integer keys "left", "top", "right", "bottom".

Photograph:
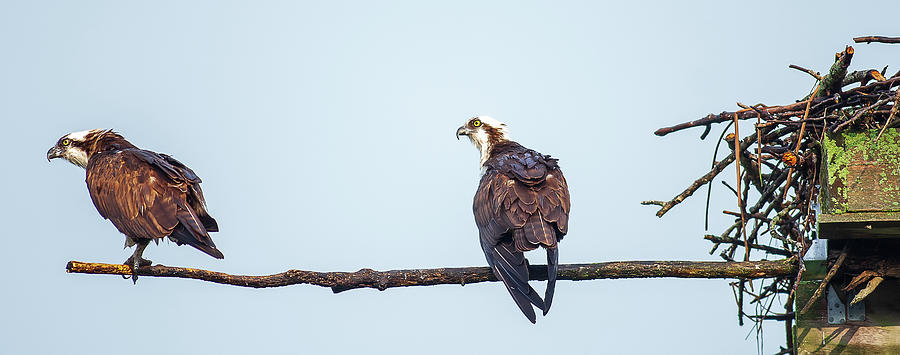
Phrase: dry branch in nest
[
  {"left": 854, "top": 36, "right": 900, "bottom": 44},
  {"left": 66, "top": 259, "right": 797, "bottom": 292},
  {"left": 799, "top": 243, "right": 848, "bottom": 315},
  {"left": 644, "top": 37, "right": 900, "bottom": 353}
]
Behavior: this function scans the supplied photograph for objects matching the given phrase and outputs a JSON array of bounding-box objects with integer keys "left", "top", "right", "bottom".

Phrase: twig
[
  {"left": 794, "top": 82, "right": 820, "bottom": 154},
  {"left": 832, "top": 96, "right": 893, "bottom": 133},
  {"left": 654, "top": 103, "right": 815, "bottom": 136},
  {"left": 843, "top": 69, "right": 886, "bottom": 87},
  {"left": 853, "top": 36, "right": 900, "bottom": 44},
  {"left": 844, "top": 75, "right": 900, "bottom": 95},
  {"left": 746, "top": 313, "right": 794, "bottom": 321},
  {"left": 789, "top": 64, "right": 822, "bottom": 81},
  {"left": 65, "top": 259, "right": 798, "bottom": 292},
  {"left": 843, "top": 270, "right": 878, "bottom": 291},
  {"left": 649, "top": 132, "right": 758, "bottom": 217},
  {"left": 733, "top": 113, "right": 749, "bottom": 261},
  {"left": 705, "top": 121, "right": 735, "bottom": 230},
  {"left": 798, "top": 243, "right": 849, "bottom": 315},
  {"left": 750, "top": 278, "right": 785, "bottom": 304},
  {"left": 781, "top": 82, "right": 821, "bottom": 204},
  {"left": 757, "top": 117, "right": 824, "bottom": 126},
  {"left": 775, "top": 347, "right": 793, "bottom": 355},
  {"left": 649, "top": 154, "right": 735, "bottom": 217},
  {"left": 874, "top": 86, "right": 900, "bottom": 142},
  {"left": 721, "top": 180, "right": 739, "bottom": 197},
  {"left": 653, "top": 76, "right": 900, "bottom": 136},
  {"left": 756, "top": 113, "right": 763, "bottom": 189},
  {"left": 722, "top": 210, "right": 770, "bottom": 222},
  {"left": 703, "top": 235, "right": 793, "bottom": 257},
  {"left": 738, "top": 279, "right": 746, "bottom": 325},
  {"left": 849, "top": 276, "right": 883, "bottom": 306}
]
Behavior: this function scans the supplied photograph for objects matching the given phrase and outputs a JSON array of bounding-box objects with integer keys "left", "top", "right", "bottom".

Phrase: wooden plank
[
  {"left": 818, "top": 213, "right": 900, "bottom": 239},
  {"left": 821, "top": 129, "right": 900, "bottom": 215},
  {"left": 819, "top": 128, "right": 900, "bottom": 238},
  {"left": 795, "top": 280, "right": 900, "bottom": 354},
  {"left": 796, "top": 325, "right": 900, "bottom": 354}
]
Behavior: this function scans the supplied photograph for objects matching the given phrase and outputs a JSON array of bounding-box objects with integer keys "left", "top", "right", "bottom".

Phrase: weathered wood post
[{"left": 795, "top": 128, "right": 900, "bottom": 354}]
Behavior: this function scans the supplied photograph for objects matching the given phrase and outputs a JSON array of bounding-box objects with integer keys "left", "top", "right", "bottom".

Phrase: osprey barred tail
[
  {"left": 456, "top": 116, "right": 571, "bottom": 323},
  {"left": 47, "top": 129, "right": 222, "bottom": 282}
]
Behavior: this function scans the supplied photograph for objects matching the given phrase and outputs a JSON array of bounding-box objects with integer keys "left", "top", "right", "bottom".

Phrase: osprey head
[
  {"left": 47, "top": 129, "right": 108, "bottom": 168},
  {"left": 456, "top": 116, "right": 510, "bottom": 166}
]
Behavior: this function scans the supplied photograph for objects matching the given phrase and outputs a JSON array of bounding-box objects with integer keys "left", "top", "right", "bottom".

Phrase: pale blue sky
[{"left": 2, "top": 1, "right": 898, "bottom": 354}]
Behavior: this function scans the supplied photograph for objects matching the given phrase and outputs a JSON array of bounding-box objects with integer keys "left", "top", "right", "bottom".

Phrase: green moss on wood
[{"left": 821, "top": 129, "right": 900, "bottom": 215}]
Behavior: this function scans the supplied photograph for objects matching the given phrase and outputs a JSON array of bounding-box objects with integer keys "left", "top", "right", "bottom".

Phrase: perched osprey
[
  {"left": 47, "top": 129, "right": 223, "bottom": 281},
  {"left": 456, "top": 116, "right": 571, "bottom": 323}
]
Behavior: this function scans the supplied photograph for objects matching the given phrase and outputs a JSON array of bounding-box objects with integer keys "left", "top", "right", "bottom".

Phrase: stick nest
[{"left": 644, "top": 38, "right": 900, "bottom": 350}]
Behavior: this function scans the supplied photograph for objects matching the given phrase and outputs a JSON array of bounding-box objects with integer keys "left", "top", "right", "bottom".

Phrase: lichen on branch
[{"left": 66, "top": 259, "right": 798, "bottom": 293}]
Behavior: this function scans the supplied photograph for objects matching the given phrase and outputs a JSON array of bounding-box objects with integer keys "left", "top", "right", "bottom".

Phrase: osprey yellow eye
[
  {"left": 61, "top": 139, "right": 71, "bottom": 146},
  {"left": 473, "top": 120, "right": 482, "bottom": 127}
]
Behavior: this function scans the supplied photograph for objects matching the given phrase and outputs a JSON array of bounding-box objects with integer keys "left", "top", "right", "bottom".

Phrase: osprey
[
  {"left": 47, "top": 129, "right": 223, "bottom": 281},
  {"left": 456, "top": 116, "right": 571, "bottom": 323}
]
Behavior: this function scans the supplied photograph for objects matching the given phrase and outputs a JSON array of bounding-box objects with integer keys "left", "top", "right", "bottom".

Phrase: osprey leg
[{"left": 123, "top": 240, "right": 152, "bottom": 284}]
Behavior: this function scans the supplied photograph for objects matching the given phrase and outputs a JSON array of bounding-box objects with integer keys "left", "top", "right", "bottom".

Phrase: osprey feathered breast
[
  {"left": 457, "top": 116, "right": 571, "bottom": 323},
  {"left": 47, "top": 129, "right": 223, "bottom": 281}
]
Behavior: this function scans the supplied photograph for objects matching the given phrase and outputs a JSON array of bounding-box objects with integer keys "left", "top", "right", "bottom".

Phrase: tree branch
[
  {"left": 817, "top": 46, "right": 853, "bottom": 98},
  {"left": 703, "top": 234, "right": 793, "bottom": 257},
  {"left": 653, "top": 104, "right": 812, "bottom": 136},
  {"left": 789, "top": 64, "right": 822, "bottom": 81},
  {"left": 644, "top": 131, "right": 759, "bottom": 217},
  {"left": 799, "top": 243, "right": 849, "bottom": 315},
  {"left": 842, "top": 69, "right": 886, "bottom": 87},
  {"left": 853, "top": 36, "right": 900, "bottom": 44},
  {"left": 66, "top": 258, "right": 798, "bottom": 293},
  {"left": 652, "top": 76, "right": 900, "bottom": 137}
]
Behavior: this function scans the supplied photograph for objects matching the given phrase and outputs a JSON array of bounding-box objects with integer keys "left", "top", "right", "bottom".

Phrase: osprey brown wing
[
  {"left": 85, "top": 149, "right": 223, "bottom": 258},
  {"left": 86, "top": 150, "right": 178, "bottom": 241},
  {"left": 475, "top": 145, "right": 570, "bottom": 250},
  {"left": 473, "top": 142, "right": 571, "bottom": 322},
  {"left": 160, "top": 153, "right": 218, "bottom": 232},
  {"left": 136, "top": 150, "right": 218, "bottom": 233}
]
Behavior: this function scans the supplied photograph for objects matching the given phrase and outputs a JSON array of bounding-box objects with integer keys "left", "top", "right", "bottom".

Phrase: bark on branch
[
  {"left": 653, "top": 104, "right": 813, "bottom": 137},
  {"left": 817, "top": 46, "right": 853, "bottom": 98},
  {"left": 853, "top": 36, "right": 900, "bottom": 44},
  {"left": 642, "top": 131, "right": 760, "bottom": 217},
  {"left": 653, "top": 76, "right": 900, "bottom": 137},
  {"left": 66, "top": 258, "right": 798, "bottom": 293}
]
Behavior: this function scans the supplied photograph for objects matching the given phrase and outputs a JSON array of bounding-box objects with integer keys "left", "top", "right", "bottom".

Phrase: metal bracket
[
  {"left": 827, "top": 285, "right": 846, "bottom": 324},
  {"left": 826, "top": 284, "right": 866, "bottom": 324},
  {"left": 848, "top": 290, "right": 866, "bottom": 322},
  {"left": 805, "top": 239, "right": 828, "bottom": 261}
]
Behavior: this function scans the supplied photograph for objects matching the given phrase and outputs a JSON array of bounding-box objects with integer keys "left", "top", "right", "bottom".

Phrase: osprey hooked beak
[
  {"left": 47, "top": 146, "right": 64, "bottom": 162},
  {"left": 456, "top": 126, "right": 471, "bottom": 140}
]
